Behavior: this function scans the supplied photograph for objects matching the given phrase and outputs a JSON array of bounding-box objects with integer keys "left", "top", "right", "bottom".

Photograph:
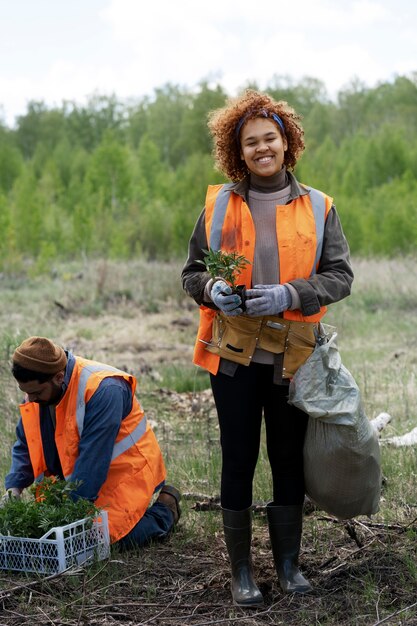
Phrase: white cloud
[
  {"left": 351, "top": 0, "right": 390, "bottom": 23},
  {"left": 0, "top": 0, "right": 416, "bottom": 126},
  {"left": 99, "top": 0, "right": 413, "bottom": 97}
]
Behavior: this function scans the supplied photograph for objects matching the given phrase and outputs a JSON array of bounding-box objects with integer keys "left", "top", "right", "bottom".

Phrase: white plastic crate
[{"left": 0, "top": 510, "right": 110, "bottom": 574}]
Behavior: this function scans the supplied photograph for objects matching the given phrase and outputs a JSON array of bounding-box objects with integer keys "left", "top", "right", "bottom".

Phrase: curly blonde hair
[{"left": 207, "top": 89, "right": 305, "bottom": 181}]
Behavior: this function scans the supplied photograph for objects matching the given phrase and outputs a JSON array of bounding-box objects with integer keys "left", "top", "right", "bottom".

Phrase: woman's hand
[
  {"left": 245, "top": 284, "right": 292, "bottom": 316},
  {"left": 210, "top": 281, "right": 243, "bottom": 316}
]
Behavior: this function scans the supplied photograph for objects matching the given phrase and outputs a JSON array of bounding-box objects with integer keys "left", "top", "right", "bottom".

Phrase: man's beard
[{"left": 37, "top": 382, "right": 64, "bottom": 406}]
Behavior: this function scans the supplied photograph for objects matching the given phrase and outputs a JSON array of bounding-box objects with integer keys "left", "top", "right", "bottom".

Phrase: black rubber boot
[
  {"left": 222, "top": 507, "right": 264, "bottom": 607},
  {"left": 266, "top": 503, "right": 312, "bottom": 594}
]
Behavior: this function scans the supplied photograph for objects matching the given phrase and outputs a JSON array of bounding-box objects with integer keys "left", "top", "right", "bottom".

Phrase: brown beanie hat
[{"left": 12, "top": 337, "right": 67, "bottom": 374}]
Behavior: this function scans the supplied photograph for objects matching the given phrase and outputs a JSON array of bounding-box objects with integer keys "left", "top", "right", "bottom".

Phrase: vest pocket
[{"left": 256, "top": 319, "right": 288, "bottom": 353}]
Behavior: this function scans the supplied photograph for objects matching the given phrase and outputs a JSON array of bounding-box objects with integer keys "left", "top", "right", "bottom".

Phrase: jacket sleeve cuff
[
  {"left": 288, "top": 279, "right": 321, "bottom": 316},
  {"left": 285, "top": 283, "right": 301, "bottom": 310},
  {"left": 204, "top": 278, "right": 215, "bottom": 302},
  {"left": 204, "top": 277, "right": 226, "bottom": 303}
]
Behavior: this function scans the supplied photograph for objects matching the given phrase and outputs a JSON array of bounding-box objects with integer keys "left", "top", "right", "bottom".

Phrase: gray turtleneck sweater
[{"left": 248, "top": 170, "right": 290, "bottom": 287}]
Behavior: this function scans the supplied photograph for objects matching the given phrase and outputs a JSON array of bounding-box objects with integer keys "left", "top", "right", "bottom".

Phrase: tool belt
[{"left": 204, "top": 313, "right": 318, "bottom": 378}]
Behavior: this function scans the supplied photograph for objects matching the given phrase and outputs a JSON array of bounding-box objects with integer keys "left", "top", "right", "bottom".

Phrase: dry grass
[
  {"left": 0, "top": 257, "right": 416, "bottom": 626},
  {"left": 0, "top": 510, "right": 416, "bottom": 626}
]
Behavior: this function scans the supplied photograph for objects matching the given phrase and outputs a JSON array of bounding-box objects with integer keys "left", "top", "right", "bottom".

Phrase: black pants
[{"left": 210, "top": 362, "right": 308, "bottom": 511}]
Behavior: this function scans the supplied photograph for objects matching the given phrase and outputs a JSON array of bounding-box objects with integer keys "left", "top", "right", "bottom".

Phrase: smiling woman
[
  {"left": 240, "top": 117, "right": 288, "bottom": 178},
  {"left": 181, "top": 89, "right": 354, "bottom": 606}
]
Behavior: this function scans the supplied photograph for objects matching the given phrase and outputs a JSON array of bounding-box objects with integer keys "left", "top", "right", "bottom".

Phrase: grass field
[{"left": 0, "top": 256, "right": 416, "bottom": 626}]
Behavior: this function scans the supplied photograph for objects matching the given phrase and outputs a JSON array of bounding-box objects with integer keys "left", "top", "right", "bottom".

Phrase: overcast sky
[{"left": 1, "top": 0, "right": 416, "bottom": 127}]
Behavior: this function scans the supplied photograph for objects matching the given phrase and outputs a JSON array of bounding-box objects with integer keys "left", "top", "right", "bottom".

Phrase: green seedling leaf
[
  {"left": 0, "top": 477, "right": 100, "bottom": 538},
  {"left": 196, "top": 248, "right": 250, "bottom": 288}
]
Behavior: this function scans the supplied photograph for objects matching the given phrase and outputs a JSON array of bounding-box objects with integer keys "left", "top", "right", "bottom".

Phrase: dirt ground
[
  {"left": 0, "top": 266, "right": 416, "bottom": 626},
  {"left": 0, "top": 501, "right": 416, "bottom": 626}
]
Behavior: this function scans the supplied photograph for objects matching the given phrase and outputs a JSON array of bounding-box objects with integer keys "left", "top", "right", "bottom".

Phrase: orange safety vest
[
  {"left": 20, "top": 356, "right": 166, "bottom": 543},
  {"left": 194, "top": 183, "right": 333, "bottom": 374}
]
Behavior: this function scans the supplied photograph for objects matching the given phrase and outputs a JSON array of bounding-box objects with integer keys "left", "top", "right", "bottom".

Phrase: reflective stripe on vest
[
  {"left": 65, "top": 363, "right": 148, "bottom": 481},
  {"left": 209, "top": 183, "right": 236, "bottom": 251},
  {"left": 210, "top": 184, "right": 326, "bottom": 277},
  {"left": 76, "top": 363, "right": 120, "bottom": 436},
  {"left": 111, "top": 417, "right": 147, "bottom": 460},
  {"left": 66, "top": 417, "right": 148, "bottom": 481},
  {"left": 305, "top": 186, "right": 326, "bottom": 274}
]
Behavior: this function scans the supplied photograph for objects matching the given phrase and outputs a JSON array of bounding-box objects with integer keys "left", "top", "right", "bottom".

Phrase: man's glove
[
  {"left": 245, "top": 284, "right": 292, "bottom": 317},
  {"left": 0, "top": 488, "right": 22, "bottom": 508},
  {"left": 210, "top": 280, "right": 242, "bottom": 316}
]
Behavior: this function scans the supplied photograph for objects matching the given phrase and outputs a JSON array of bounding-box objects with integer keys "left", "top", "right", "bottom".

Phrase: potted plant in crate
[
  {"left": 0, "top": 477, "right": 108, "bottom": 574},
  {"left": 196, "top": 248, "right": 251, "bottom": 311}
]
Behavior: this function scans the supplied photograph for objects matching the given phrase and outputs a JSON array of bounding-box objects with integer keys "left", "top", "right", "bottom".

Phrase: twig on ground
[
  {"left": 131, "top": 594, "right": 178, "bottom": 625},
  {"left": 183, "top": 492, "right": 220, "bottom": 502},
  {"left": 86, "top": 567, "right": 147, "bottom": 596},
  {"left": 36, "top": 605, "right": 56, "bottom": 625},
  {"left": 372, "top": 600, "right": 417, "bottom": 625},
  {"left": 76, "top": 569, "right": 87, "bottom": 626},
  {"left": 317, "top": 515, "right": 416, "bottom": 533},
  {"left": 319, "top": 538, "right": 378, "bottom": 574},
  {"left": 344, "top": 521, "right": 364, "bottom": 548},
  {"left": 0, "top": 569, "right": 67, "bottom": 602}
]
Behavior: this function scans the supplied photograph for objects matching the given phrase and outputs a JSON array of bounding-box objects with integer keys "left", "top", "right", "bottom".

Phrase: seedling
[
  {"left": 196, "top": 248, "right": 250, "bottom": 289},
  {"left": 196, "top": 248, "right": 251, "bottom": 311},
  {"left": 0, "top": 477, "right": 101, "bottom": 538}
]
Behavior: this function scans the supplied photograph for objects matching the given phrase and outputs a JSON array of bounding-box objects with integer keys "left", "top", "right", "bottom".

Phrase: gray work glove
[
  {"left": 245, "top": 284, "right": 292, "bottom": 317},
  {"left": 210, "top": 280, "right": 242, "bottom": 316},
  {"left": 0, "top": 488, "right": 22, "bottom": 508}
]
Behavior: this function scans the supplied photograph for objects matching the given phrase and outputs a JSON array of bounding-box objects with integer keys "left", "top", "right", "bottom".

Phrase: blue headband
[{"left": 235, "top": 108, "right": 286, "bottom": 139}]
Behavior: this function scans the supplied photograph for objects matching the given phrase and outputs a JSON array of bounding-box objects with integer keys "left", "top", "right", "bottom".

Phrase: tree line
[{"left": 0, "top": 74, "right": 416, "bottom": 273}]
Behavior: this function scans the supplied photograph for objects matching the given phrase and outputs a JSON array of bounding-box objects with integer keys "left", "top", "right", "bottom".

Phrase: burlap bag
[{"left": 288, "top": 332, "right": 381, "bottom": 519}]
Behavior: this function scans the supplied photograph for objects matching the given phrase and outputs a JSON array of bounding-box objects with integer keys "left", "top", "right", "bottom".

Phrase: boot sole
[{"left": 233, "top": 599, "right": 264, "bottom": 607}]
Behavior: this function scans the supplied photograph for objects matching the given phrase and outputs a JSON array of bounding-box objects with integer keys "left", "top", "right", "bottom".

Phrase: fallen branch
[
  {"left": 381, "top": 426, "right": 417, "bottom": 447},
  {"left": 317, "top": 515, "right": 417, "bottom": 533},
  {"left": 370, "top": 412, "right": 392, "bottom": 434},
  {"left": 372, "top": 409, "right": 417, "bottom": 447},
  {"left": 183, "top": 492, "right": 220, "bottom": 503}
]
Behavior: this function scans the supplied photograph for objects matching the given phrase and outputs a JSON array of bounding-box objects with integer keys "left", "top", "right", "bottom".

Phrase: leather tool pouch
[{"left": 205, "top": 313, "right": 317, "bottom": 377}]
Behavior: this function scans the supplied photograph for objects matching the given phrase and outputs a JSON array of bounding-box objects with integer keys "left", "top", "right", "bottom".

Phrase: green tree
[
  {"left": 10, "top": 168, "right": 43, "bottom": 257},
  {"left": 0, "top": 75, "right": 415, "bottom": 262},
  {"left": 170, "top": 153, "right": 224, "bottom": 255},
  {"left": 176, "top": 81, "right": 227, "bottom": 156},
  {"left": 86, "top": 131, "right": 132, "bottom": 210},
  {"left": 132, "top": 134, "right": 170, "bottom": 205},
  {"left": 267, "top": 75, "right": 329, "bottom": 117},
  {"left": 15, "top": 102, "right": 67, "bottom": 160},
  {"left": 145, "top": 83, "right": 190, "bottom": 167},
  {"left": 0, "top": 139, "right": 22, "bottom": 193},
  {"left": 64, "top": 94, "right": 126, "bottom": 152}
]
